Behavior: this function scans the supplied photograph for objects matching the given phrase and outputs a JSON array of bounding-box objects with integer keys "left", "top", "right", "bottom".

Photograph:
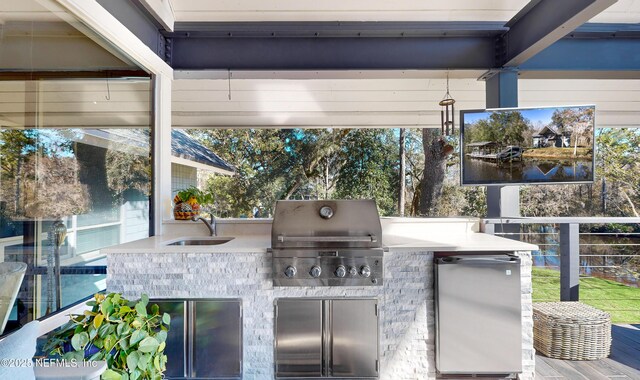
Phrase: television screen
[{"left": 460, "top": 105, "right": 595, "bottom": 185}]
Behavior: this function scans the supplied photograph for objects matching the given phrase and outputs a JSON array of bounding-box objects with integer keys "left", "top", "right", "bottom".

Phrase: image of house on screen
[{"left": 532, "top": 126, "right": 571, "bottom": 148}]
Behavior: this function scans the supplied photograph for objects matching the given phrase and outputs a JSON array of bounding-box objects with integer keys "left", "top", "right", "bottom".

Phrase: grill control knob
[
  {"left": 348, "top": 266, "right": 358, "bottom": 276},
  {"left": 310, "top": 265, "right": 322, "bottom": 278},
  {"left": 335, "top": 265, "right": 347, "bottom": 278},
  {"left": 284, "top": 266, "right": 297, "bottom": 278},
  {"left": 360, "top": 265, "right": 371, "bottom": 278}
]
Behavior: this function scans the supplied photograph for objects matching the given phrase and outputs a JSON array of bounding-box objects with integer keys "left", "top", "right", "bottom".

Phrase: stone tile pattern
[
  {"left": 108, "top": 250, "right": 533, "bottom": 380},
  {"left": 517, "top": 251, "right": 535, "bottom": 380}
]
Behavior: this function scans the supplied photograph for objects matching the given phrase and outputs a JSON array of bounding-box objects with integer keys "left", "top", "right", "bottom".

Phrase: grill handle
[{"left": 277, "top": 235, "right": 378, "bottom": 243}]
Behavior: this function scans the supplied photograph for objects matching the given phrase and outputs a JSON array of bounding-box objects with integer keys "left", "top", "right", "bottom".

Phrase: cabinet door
[
  {"left": 330, "top": 299, "right": 379, "bottom": 378},
  {"left": 192, "top": 300, "right": 242, "bottom": 378},
  {"left": 154, "top": 300, "right": 187, "bottom": 378},
  {"left": 275, "top": 299, "right": 323, "bottom": 377}
]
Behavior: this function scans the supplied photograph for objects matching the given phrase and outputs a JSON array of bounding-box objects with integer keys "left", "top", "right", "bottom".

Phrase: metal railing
[{"left": 482, "top": 217, "right": 640, "bottom": 301}]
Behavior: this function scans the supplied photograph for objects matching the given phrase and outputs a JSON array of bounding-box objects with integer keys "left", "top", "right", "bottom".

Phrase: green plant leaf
[
  {"left": 151, "top": 303, "right": 159, "bottom": 316},
  {"left": 131, "top": 319, "right": 142, "bottom": 329},
  {"left": 141, "top": 294, "right": 149, "bottom": 306},
  {"left": 104, "top": 335, "right": 117, "bottom": 352},
  {"left": 158, "top": 341, "right": 166, "bottom": 353},
  {"left": 134, "top": 302, "right": 147, "bottom": 317},
  {"left": 102, "top": 369, "right": 122, "bottom": 380},
  {"left": 153, "top": 355, "right": 161, "bottom": 372},
  {"left": 119, "top": 305, "right": 132, "bottom": 314},
  {"left": 130, "top": 330, "right": 147, "bottom": 346},
  {"left": 162, "top": 313, "right": 171, "bottom": 326},
  {"left": 94, "top": 313, "right": 105, "bottom": 329},
  {"left": 89, "top": 325, "right": 98, "bottom": 340},
  {"left": 101, "top": 298, "right": 113, "bottom": 316},
  {"left": 159, "top": 354, "right": 167, "bottom": 371},
  {"left": 156, "top": 330, "right": 167, "bottom": 344},
  {"left": 112, "top": 293, "right": 121, "bottom": 304},
  {"left": 63, "top": 350, "right": 84, "bottom": 362},
  {"left": 98, "top": 323, "right": 111, "bottom": 339},
  {"left": 138, "top": 336, "right": 159, "bottom": 353},
  {"left": 137, "top": 352, "right": 150, "bottom": 370},
  {"left": 71, "top": 331, "right": 89, "bottom": 351},
  {"left": 130, "top": 368, "right": 141, "bottom": 380},
  {"left": 116, "top": 322, "right": 126, "bottom": 337},
  {"left": 126, "top": 350, "right": 139, "bottom": 373}
]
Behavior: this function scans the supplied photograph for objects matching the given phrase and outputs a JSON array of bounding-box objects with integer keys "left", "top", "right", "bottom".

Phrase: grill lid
[{"left": 271, "top": 200, "right": 382, "bottom": 250}]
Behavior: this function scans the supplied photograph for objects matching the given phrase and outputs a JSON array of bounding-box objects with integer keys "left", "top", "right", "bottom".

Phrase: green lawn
[
  {"left": 523, "top": 147, "right": 592, "bottom": 159},
  {"left": 532, "top": 267, "right": 640, "bottom": 324}
]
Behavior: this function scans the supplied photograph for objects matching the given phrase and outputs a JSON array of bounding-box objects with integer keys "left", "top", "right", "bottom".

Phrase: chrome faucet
[{"left": 192, "top": 214, "right": 216, "bottom": 236}]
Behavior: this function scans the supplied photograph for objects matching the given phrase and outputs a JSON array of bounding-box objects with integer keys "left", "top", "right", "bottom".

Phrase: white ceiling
[
  {"left": 0, "top": 0, "right": 66, "bottom": 22},
  {"left": 1, "top": 76, "right": 637, "bottom": 131},
  {"left": 169, "top": 0, "right": 640, "bottom": 23},
  {"left": 0, "top": 80, "right": 152, "bottom": 128},
  {"left": 172, "top": 75, "right": 640, "bottom": 129},
  {"left": 1, "top": 1, "right": 637, "bottom": 132},
  {"left": 165, "top": 1, "right": 640, "bottom": 130},
  {"left": 0, "top": 0, "right": 140, "bottom": 70}
]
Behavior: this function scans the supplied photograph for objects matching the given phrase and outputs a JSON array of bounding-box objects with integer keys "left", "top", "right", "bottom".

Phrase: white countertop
[{"left": 102, "top": 231, "right": 538, "bottom": 254}]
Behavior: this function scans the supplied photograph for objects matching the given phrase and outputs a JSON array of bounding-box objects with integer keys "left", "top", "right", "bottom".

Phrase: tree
[
  {"left": 334, "top": 129, "right": 398, "bottom": 216},
  {"left": 492, "top": 111, "right": 528, "bottom": 146},
  {"left": 596, "top": 128, "right": 640, "bottom": 217},
  {"left": 105, "top": 130, "right": 152, "bottom": 200},
  {"left": 398, "top": 128, "right": 406, "bottom": 216},
  {"left": 418, "top": 129, "right": 446, "bottom": 215},
  {"left": 551, "top": 107, "right": 594, "bottom": 152},
  {"left": 21, "top": 155, "right": 89, "bottom": 219}
]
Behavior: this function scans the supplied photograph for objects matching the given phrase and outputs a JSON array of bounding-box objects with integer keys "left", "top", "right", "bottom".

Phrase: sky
[{"left": 462, "top": 107, "right": 561, "bottom": 127}]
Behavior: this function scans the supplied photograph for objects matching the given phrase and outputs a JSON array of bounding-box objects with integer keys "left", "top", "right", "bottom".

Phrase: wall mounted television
[{"left": 460, "top": 105, "right": 595, "bottom": 186}]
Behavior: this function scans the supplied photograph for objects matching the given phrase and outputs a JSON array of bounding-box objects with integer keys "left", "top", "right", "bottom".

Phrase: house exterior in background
[
  {"left": 532, "top": 126, "right": 571, "bottom": 148},
  {"left": 170, "top": 129, "right": 235, "bottom": 197}
]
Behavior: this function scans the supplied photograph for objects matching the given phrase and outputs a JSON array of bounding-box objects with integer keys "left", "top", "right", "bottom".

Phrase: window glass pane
[
  {"left": 172, "top": 128, "right": 462, "bottom": 218},
  {"left": 0, "top": 78, "right": 152, "bottom": 334},
  {"left": 518, "top": 127, "right": 640, "bottom": 218}
]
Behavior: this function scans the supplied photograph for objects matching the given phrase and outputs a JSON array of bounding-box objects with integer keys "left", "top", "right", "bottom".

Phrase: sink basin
[{"left": 165, "top": 237, "right": 235, "bottom": 246}]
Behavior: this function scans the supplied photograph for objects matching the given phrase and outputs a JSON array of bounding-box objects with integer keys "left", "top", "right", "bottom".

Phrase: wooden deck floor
[{"left": 535, "top": 324, "right": 640, "bottom": 380}]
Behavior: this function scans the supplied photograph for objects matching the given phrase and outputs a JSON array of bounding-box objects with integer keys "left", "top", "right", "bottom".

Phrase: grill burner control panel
[{"left": 272, "top": 254, "right": 383, "bottom": 286}]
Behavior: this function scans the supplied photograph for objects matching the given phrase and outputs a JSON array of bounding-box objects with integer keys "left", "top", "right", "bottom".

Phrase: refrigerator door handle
[{"left": 438, "top": 256, "right": 520, "bottom": 265}]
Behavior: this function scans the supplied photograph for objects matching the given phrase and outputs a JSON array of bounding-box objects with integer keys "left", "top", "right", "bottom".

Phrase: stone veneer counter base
[{"left": 107, "top": 247, "right": 535, "bottom": 380}]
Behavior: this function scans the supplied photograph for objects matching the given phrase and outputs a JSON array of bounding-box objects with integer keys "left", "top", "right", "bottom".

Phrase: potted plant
[
  {"left": 173, "top": 186, "right": 214, "bottom": 220},
  {"left": 44, "top": 293, "right": 171, "bottom": 380},
  {"left": 173, "top": 186, "right": 202, "bottom": 220}
]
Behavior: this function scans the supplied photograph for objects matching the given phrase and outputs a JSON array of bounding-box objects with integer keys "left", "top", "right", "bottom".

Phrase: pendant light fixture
[{"left": 439, "top": 72, "right": 456, "bottom": 136}]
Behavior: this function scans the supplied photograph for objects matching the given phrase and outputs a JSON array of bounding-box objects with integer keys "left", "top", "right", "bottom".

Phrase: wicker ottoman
[{"left": 533, "top": 302, "right": 611, "bottom": 360}]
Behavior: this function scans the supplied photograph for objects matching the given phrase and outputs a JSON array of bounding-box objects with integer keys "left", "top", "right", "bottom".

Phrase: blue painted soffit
[{"left": 171, "top": 129, "right": 235, "bottom": 173}]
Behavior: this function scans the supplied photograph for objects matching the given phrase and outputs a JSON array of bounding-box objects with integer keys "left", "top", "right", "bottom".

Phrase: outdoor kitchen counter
[
  {"left": 102, "top": 230, "right": 537, "bottom": 254},
  {"left": 105, "top": 218, "right": 536, "bottom": 380},
  {"left": 101, "top": 234, "right": 271, "bottom": 254}
]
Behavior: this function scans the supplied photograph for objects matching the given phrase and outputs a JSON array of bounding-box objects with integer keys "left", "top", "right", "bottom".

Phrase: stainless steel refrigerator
[{"left": 435, "top": 254, "right": 522, "bottom": 376}]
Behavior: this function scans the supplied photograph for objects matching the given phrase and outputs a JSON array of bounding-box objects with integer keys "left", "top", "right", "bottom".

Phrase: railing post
[{"left": 559, "top": 223, "right": 580, "bottom": 301}]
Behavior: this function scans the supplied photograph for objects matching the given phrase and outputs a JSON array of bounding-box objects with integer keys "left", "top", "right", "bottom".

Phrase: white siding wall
[{"left": 171, "top": 163, "right": 197, "bottom": 197}]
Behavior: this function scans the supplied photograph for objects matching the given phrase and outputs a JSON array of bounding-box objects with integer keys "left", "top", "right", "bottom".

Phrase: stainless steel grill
[{"left": 270, "top": 200, "right": 384, "bottom": 286}]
